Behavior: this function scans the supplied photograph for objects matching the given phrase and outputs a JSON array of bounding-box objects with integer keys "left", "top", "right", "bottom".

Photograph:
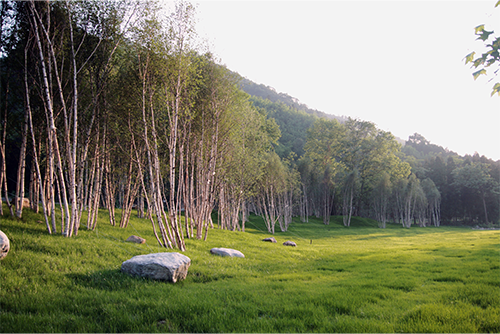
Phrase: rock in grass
[
  {"left": 283, "top": 240, "right": 297, "bottom": 247},
  {"left": 126, "top": 235, "right": 146, "bottom": 244},
  {"left": 0, "top": 230, "right": 10, "bottom": 260},
  {"left": 262, "top": 237, "right": 277, "bottom": 243},
  {"left": 121, "top": 253, "right": 191, "bottom": 283},
  {"left": 210, "top": 247, "right": 245, "bottom": 258}
]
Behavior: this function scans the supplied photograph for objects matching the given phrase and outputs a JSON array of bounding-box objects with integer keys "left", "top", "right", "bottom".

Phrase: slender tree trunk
[
  {"left": 30, "top": 0, "right": 71, "bottom": 234},
  {"left": 86, "top": 146, "right": 98, "bottom": 229},
  {"left": 25, "top": 47, "right": 50, "bottom": 232},
  {"left": 29, "top": 164, "right": 38, "bottom": 213},
  {"left": 45, "top": 137, "right": 56, "bottom": 232},
  {"left": 139, "top": 56, "right": 173, "bottom": 249},
  {"left": 0, "top": 84, "right": 13, "bottom": 216},
  {"left": 104, "top": 145, "right": 116, "bottom": 226},
  {"left": 481, "top": 193, "right": 489, "bottom": 224},
  {"left": 15, "top": 97, "right": 29, "bottom": 218}
]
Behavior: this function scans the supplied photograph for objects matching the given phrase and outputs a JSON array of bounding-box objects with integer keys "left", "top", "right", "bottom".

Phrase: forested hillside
[
  {"left": 238, "top": 74, "right": 347, "bottom": 123},
  {"left": 248, "top": 96, "right": 315, "bottom": 158},
  {"left": 1, "top": 1, "right": 498, "bottom": 253}
]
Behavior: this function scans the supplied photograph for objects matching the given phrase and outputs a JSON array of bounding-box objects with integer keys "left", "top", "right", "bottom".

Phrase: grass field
[{"left": 1, "top": 206, "right": 499, "bottom": 333}]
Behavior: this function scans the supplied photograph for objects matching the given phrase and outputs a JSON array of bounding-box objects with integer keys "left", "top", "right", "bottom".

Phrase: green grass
[{"left": 1, "top": 207, "right": 499, "bottom": 333}]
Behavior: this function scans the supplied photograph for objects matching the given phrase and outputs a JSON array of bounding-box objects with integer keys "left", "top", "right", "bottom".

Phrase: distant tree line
[
  {"left": 402, "top": 134, "right": 499, "bottom": 226},
  {"left": 1, "top": 1, "right": 498, "bottom": 252},
  {"left": 241, "top": 89, "right": 499, "bottom": 228}
]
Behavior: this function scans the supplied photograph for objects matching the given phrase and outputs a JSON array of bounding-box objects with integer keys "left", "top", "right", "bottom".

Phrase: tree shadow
[
  {"left": 68, "top": 268, "right": 186, "bottom": 291},
  {"left": 68, "top": 269, "right": 148, "bottom": 291}
]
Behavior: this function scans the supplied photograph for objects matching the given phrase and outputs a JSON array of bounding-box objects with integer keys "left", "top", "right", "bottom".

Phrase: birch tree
[
  {"left": 371, "top": 172, "right": 392, "bottom": 228},
  {"left": 421, "top": 178, "right": 441, "bottom": 226},
  {"left": 215, "top": 87, "right": 277, "bottom": 232}
]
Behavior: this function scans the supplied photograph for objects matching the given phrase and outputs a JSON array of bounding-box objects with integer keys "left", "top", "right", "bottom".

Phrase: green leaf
[
  {"left": 486, "top": 58, "right": 496, "bottom": 67},
  {"left": 491, "top": 83, "right": 500, "bottom": 97},
  {"left": 495, "top": 0, "right": 500, "bottom": 8},
  {"left": 472, "top": 69, "right": 487, "bottom": 80},
  {"left": 473, "top": 57, "right": 486, "bottom": 68},
  {"left": 475, "top": 25, "right": 485, "bottom": 34},
  {"left": 476, "top": 30, "right": 494, "bottom": 41},
  {"left": 464, "top": 51, "right": 476, "bottom": 64},
  {"left": 492, "top": 37, "right": 500, "bottom": 50}
]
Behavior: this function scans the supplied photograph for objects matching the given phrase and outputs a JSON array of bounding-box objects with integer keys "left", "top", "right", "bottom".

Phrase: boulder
[
  {"left": 126, "top": 235, "right": 146, "bottom": 244},
  {"left": 121, "top": 252, "right": 191, "bottom": 283},
  {"left": 283, "top": 240, "right": 297, "bottom": 247},
  {"left": 262, "top": 237, "right": 277, "bottom": 243},
  {"left": 0, "top": 230, "right": 10, "bottom": 260},
  {"left": 210, "top": 247, "right": 245, "bottom": 258}
]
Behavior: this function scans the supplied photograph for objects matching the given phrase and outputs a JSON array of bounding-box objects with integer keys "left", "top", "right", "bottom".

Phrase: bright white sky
[{"left": 189, "top": 1, "right": 500, "bottom": 160}]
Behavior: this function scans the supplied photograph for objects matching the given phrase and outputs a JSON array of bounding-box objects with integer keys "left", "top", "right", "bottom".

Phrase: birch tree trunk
[
  {"left": 29, "top": 0, "right": 72, "bottom": 235},
  {"left": 24, "top": 46, "right": 51, "bottom": 232},
  {"left": 138, "top": 53, "right": 174, "bottom": 249},
  {"left": 0, "top": 103, "right": 13, "bottom": 217},
  {"left": 14, "top": 99, "right": 29, "bottom": 218}
]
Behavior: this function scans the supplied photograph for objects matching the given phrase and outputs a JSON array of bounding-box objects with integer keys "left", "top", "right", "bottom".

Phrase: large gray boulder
[
  {"left": 121, "top": 253, "right": 191, "bottom": 283},
  {"left": 0, "top": 230, "right": 10, "bottom": 260},
  {"left": 210, "top": 247, "right": 245, "bottom": 258}
]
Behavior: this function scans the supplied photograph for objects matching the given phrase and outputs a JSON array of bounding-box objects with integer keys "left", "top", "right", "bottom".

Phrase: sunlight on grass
[{"left": 1, "top": 207, "right": 499, "bottom": 332}]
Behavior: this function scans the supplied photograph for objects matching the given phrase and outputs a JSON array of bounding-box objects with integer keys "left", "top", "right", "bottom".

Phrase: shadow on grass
[
  {"left": 68, "top": 267, "right": 228, "bottom": 292},
  {"left": 1, "top": 218, "right": 51, "bottom": 236},
  {"left": 68, "top": 268, "right": 167, "bottom": 291}
]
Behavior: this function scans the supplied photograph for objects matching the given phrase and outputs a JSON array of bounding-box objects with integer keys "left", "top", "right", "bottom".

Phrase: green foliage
[
  {"left": 465, "top": 3, "right": 500, "bottom": 96},
  {"left": 1, "top": 208, "right": 499, "bottom": 332},
  {"left": 402, "top": 134, "right": 499, "bottom": 225},
  {"left": 452, "top": 162, "right": 498, "bottom": 192},
  {"left": 249, "top": 96, "right": 316, "bottom": 158},
  {"left": 302, "top": 118, "right": 411, "bottom": 225}
]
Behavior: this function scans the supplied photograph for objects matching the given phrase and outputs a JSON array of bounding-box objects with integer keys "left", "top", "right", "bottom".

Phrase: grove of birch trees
[{"left": 0, "top": 0, "right": 289, "bottom": 250}]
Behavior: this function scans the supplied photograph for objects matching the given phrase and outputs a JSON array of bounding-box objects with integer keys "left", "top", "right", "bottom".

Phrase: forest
[{"left": 1, "top": 0, "right": 499, "bottom": 252}]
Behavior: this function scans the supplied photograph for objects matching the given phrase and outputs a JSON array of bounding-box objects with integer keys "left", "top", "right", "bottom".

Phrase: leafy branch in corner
[{"left": 464, "top": 0, "right": 500, "bottom": 97}]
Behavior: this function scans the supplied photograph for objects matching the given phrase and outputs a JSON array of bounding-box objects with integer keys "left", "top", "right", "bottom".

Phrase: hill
[
  {"left": 234, "top": 73, "right": 410, "bottom": 158},
  {"left": 235, "top": 72, "right": 347, "bottom": 124},
  {"left": 233, "top": 72, "right": 346, "bottom": 158}
]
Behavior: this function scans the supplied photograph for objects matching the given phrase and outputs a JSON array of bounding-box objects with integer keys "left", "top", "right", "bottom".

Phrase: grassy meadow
[{"left": 0, "top": 206, "right": 499, "bottom": 333}]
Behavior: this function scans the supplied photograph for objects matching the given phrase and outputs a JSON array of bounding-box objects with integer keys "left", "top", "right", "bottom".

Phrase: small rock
[
  {"left": 22, "top": 198, "right": 30, "bottom": 208},
  {"left": 0, "top": 230, "right": 10, "bottom": 260},
  {"left": 210, "top": 247, "right": 245, "bottom": 258},
  {"left": 262, "top": 237, "right": 277, "bottom": 243},
  {"left": 283, "top": 240, "right": 297, "bottom": 247},
  {"left": 121, "top": 252, "right": 191, "bottom": 283},
  {"left": 126, "top": 235, "right": 146, "bottom": 244}
]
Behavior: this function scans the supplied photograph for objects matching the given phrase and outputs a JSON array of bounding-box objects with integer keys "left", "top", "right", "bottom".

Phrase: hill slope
[
  {"left": 234, "top": 72, "right": 406, "bottom": 158},
  {"left": 236, "top": 73, "right": 347, "bottom": 123}
]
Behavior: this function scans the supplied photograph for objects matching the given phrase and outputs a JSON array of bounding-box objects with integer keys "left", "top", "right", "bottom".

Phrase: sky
[{"left": 190, "top": 1, "right": 500, "bottom": 160}]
